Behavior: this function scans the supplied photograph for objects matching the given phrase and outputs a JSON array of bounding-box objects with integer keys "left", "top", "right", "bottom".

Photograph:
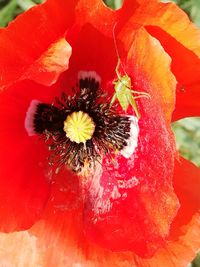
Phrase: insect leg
[
  {"left": 133, "top": 95, "right": 150, "bottom": 100},
  {"left": 131, "top": 90, "right": 151, "bottom": 98},
  {"left": 110, "top": 93, "right": 117, "bottom": 106},
  {"left": 129, "top": 95, "right": 141, "bottom": 119}
]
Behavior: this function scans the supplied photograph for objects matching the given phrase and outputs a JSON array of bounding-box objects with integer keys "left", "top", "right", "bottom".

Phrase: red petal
[
  {"left": 145, "top": 27, "right": 200, "bottom": 121},
  {"left": 76, "top": 0, "right": 139, "bottom": 37},
  {"left": 0, "top": 80, "right": 58, "bottom": 231},
  {"left": 59, "top": 23, "right": 118, "bottom": 92},
  {"left": 76, "top": 0, "right": 115, "bottom": 36},
  {"left": 134, "top": 214, "right": 200, "bottom": 267},
  {"left": 81, "top": 28, "right": 178, "bottom": 257},
  {"left": 121, "top": 1, "right": 200, "bottom": 119},
  {"left": 0, "top": 0, "right": 76, "bottom": 89},
  {"left": 1, "top": 158, "right": 197, "bottom": 267},
  {"left": 23, "top": 38, "right": 72, "bottom": 86},
  {"left": 123, "top": 27, "right": 176, "bottom": 122},
  {"left": 134, "top": 157, "right": 200, "bottom": 267},
  {"left": 170, "top": 157, "right": 200, "bottom": 238},
  {"left": 127, "top": 1, "right": 200, "bottom": 57}
]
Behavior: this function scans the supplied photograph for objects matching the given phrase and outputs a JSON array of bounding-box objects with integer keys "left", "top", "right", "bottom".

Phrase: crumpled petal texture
[
  {"left": 0, "top": 80, "right": 55, "bottom": 232},
  {"left": 0, "top": 157, "right": 199, "bottom": 267},
  {"left": 80, "top": 27, "right": 178, "bottom": 257},
  {"left": 23, "top": 38, "right": 72, "bottom": 86},
  {"left": 122, "top": 0, "right": 200, "bottom": 120},
  {"left": 0, "top": 0, "right": 75, "bottom": 89}
]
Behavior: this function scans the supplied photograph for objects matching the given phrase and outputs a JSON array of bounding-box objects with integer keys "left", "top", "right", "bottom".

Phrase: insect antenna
[{"left": 112, "top": 22, "right": 126, "bottom": 76}]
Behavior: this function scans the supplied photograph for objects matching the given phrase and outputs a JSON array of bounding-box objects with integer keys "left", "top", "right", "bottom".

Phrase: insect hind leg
[
  {"left": 131, "top": 90, "right": 151, "bottom": 98},
  {"left": 110, "top": 93, "right": 117, "bottom": 106}
]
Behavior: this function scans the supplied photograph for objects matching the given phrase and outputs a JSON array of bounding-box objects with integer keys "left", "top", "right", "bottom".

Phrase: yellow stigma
[{"left": 64, "top": 111, "right": 95, "bottom": 144}]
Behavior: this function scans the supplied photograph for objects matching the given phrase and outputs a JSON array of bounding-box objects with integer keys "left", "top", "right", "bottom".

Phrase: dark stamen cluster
[{"left": 33, "top": 74, "right": 131, "bottom": 173}]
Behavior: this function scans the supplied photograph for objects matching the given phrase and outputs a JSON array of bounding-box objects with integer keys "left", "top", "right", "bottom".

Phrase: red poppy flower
[{"left": 0, "top": 0, "right": 200, "bottom": 266}]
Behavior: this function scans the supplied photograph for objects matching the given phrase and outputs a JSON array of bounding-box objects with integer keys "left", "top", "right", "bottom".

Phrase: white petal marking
[
  {"left": 78, "top": 70, "right": 101, "bottom": 84},
  {"left": 25, "top": 100, "right": 41, "bottom": 136},
  {"left": 120, "top": 116, "right": 139, "bottom": 158}
]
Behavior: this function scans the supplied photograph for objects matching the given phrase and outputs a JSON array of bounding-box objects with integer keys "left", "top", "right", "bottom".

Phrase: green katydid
[{"left": 110, "top": 25, "right": 150, "bottom": 119}]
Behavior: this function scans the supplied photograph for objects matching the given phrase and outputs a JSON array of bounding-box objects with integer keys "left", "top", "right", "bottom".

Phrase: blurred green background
[{"left": 0, "top": 0, "right": 200, "bottom": 266}]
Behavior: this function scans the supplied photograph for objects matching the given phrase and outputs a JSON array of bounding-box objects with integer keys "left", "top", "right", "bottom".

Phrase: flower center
[
  {"left": 24, "top": 71, "right": 138, "bottom": 173},
  {"left": 63, "top": 111, "right": 95, "bottom": 144}
]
